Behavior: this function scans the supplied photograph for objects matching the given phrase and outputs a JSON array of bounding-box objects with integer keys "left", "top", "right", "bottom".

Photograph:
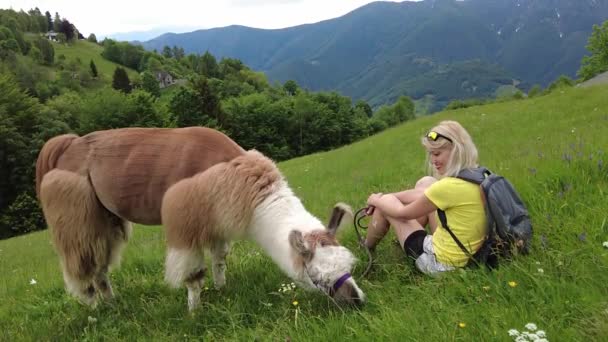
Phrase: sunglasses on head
[{"left": 426, "top": 131, "right": 453, "bottom": 143}]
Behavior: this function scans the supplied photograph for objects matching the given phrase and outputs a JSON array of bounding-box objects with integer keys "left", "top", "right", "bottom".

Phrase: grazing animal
[
  {"left": 163, "top": 150, "right": 365, "bottom": 310},
  {"left": 36, "top": 127, "right": 244, "bottom": 306}
]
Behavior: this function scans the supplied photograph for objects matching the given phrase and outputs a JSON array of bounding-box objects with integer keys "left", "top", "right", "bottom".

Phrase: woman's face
[{"left": 429, "top": 147, "right": 451, "bottom": 175}]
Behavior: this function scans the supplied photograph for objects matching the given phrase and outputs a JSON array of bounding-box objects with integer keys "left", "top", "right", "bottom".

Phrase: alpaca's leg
[
  {"left": 93, "top": 270, "right": 114, "bottom": 300},
  {"left": 95, "top": 219, "right": 132, "bottom": 300},
  {"left": 165, "top": 248, "right": 206, "bottom": 311},
  {"left": 186, "top": 273, "right": 205, "bottom": 312},
  {"left": 211, "top": 241, "right": 231, "bottom": 289},
  {"left": 40, "top": 169, "right": 130, "bottom": 307},
  {"left": 62, "top": 269, "right": 98, "bottom": 307}
]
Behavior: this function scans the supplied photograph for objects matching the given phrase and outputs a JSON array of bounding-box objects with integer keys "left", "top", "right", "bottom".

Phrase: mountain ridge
[{"left": 141, "top": 0, "right": 608, "bottom": 110}]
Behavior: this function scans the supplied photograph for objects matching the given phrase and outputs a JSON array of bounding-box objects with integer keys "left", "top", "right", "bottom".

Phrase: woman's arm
[
  {"left": 367, "top": 192, "right": 437, "bottom": 220},
  {"left": 392, "top": 188, "right": 424, "bottom": 205}
]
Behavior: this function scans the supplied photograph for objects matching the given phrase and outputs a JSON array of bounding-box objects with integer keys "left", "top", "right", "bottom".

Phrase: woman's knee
[{"left": 415, "top": 176, "right": 437, "bottom": 190}]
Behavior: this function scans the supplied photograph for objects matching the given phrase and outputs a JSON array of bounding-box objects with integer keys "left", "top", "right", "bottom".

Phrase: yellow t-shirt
[{"left": 424, "top": 177, "right": 487, "bottom": 267}]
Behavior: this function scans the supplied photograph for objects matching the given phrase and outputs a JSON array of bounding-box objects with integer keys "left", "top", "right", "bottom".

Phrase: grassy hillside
[
  {"left": 1, "top": 85, "right": 607, "bottom": 340},
  {"left": 52, "top": 40, "right": 138, "bottom": 80}
]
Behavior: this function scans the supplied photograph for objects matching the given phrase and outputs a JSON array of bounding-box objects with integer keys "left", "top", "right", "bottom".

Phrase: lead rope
[{"left": 354, "top": 207, "right": 373, "bottom": 278}]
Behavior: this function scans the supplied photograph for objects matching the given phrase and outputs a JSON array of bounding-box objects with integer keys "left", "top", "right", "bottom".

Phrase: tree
[
  {"left": 162, "top": 46, "right": 172, "bottom": 58},
  {"left": 393, "top": 96, "right": 415, "bottom": 122},
  {"left": 89, "top": 59, "right": 98, "bottom": 78},
  {"left": 59, "top": 19, "right": 75, "bottom": 41},
  {"left": 141, "top": 71, "right": 161, "bottom": 97},
  {"left": 355, "top": 100, "right": 372, "bottom": 118},
  {"left": 53, "top": 12, "right": 61, "bottom": 32},
  {"left": 172, "top": 45, "right": 185, "bottom": 60},
  {"left": 283, "top": 80, "right": 298, "bottom": 96},
  {"left": 112, "top": 67, "right": 131, "bottom": 93},
  {"left": 168, "top": 76, "right": 222, "bottom": 128},
  {"left": 0, "top": 73, "right": 70, "bottom": 237},
  {"left": 200, "top": 51, "right": 219, "bottom": 77},
  {"left": 578, "top": 20, "right": 608, "bottom": 81},
  {"left": 528, "top": 85, "right": 542, "bottom": 97},
  {"left": 87, "top": 33, "right": 97, "bottom": 43},
  {"left": 36, "top": 37, "right": 54, "bottom": 65},
  {"left": 125, "top": 90, "right": 164, "bottom": 127},
  {"left": 45, "top": 11, "right": 53, "bottom": 31}
]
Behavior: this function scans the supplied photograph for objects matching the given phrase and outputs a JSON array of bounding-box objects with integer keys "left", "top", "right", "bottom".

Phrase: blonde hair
[{"left": 421, "top": 120, "right": 478, "bottom": 178}]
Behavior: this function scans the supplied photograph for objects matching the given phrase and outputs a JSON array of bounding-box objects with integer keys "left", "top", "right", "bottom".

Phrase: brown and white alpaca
[
  {"left": 36, "top": 127, "right": 244, "bottom": 306},
  {"left": 163, "top": 150, "right": 365, "bottom": 310}
]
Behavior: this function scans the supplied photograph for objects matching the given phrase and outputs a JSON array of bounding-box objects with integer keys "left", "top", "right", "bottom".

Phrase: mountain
[
  {"left": 104, "top": 25, "right": 205, "bottom": 42},
  {"left": 141, "top": 0, "right": 608, "bottom": 111}
]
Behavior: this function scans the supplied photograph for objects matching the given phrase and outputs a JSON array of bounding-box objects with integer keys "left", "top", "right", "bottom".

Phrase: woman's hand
[{"left": 366, "top": 193, "right": 383, "bottom": 215}]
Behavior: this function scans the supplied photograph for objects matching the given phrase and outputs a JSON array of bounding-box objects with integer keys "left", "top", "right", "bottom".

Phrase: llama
[
  {"left": 36, "top": 127, "right": 245, "bottom": 306},
  {"left": 162, "top": 150, "right": 365, "bottom": 310}
]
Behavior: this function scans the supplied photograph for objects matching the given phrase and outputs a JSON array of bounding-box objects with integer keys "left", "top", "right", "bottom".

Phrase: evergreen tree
[
  {"left": 172, "top": 45, "right": 184, "bottom": 60},
  {"left": 45, "top": 11, "right": 53, "bottom": 31},
  {"left": 90, "top": 59, "right": 98, "bottom": 78},
  {"left": 53, "top": 12, "right": 61, "bottom": 32},
  {"left": 112, "top": 67, "right": 131, "bottom": 93},
  {"left": 162, "top": 46, "right": 172, "bottom": 58}
]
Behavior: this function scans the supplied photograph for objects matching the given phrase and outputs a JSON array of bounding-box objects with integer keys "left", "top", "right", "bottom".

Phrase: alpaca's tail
[{"left": 35, "top": 134, "right": 79, "bottom": 198}]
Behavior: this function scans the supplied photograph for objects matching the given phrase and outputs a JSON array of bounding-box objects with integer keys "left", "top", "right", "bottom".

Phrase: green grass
[
  {"left": 2, "top": 85, "right": 608, "bottom": 340},
  {"left": 52, "top": 40, "right": 138, "bottom": 81}
]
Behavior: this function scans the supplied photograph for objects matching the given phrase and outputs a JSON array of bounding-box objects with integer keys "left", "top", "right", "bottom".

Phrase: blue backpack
[{"left": 437, "top": 167, "right": 533, "bottom": 268}]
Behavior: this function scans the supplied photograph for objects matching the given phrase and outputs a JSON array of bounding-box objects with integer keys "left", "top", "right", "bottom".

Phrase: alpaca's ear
[
  {"left": 289, "top": 230, "right": 312, "bottom": 260},
  {"left": 327, "top": 202, "right": 353, "bottom": 237}
]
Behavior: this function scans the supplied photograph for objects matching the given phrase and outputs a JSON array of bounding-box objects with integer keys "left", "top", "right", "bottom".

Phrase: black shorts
[{"left": 403, "top": 230, "right": 427, "bottom": 259}]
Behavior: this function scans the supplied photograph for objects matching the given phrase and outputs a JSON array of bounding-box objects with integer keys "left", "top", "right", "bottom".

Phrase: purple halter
[{"left": 329, "top": 272, "right": 352, "bottom": 297}]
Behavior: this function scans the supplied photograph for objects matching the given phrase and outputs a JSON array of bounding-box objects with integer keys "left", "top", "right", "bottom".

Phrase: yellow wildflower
[
  {"left": 459, "top": 322, "right": 466, "bottom": 328},
  {"left": 508, "top": 281, "right": 518, "bottom": 288},
  {"left": 292, "top": 300, "right": 299, "bottom": 306}
]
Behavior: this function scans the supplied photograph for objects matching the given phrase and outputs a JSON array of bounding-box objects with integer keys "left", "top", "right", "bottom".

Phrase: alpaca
[
  {"left": 162, "top": 150, "right": 365, "bottom": 310},
  {"left": 36, "top": 127, "right": 244, "bottom": 306}
]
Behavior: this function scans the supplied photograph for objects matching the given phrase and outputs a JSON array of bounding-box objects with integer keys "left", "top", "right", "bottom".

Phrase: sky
[{"left": 1, "top": 0, "right": 411, "bottom": 38}]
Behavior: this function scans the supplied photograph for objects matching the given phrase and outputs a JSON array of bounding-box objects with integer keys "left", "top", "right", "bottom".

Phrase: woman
[{"left": 364, "top": 120, "right": 486, "bottom": 274}]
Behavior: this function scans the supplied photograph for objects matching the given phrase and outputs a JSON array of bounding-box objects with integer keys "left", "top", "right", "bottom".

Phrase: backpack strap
[
  {"left": 437, "top": 209, "right": 472, "bottom": 258},
  {"left": 457, "top": 167, "right": 491, "bottom": 184}
]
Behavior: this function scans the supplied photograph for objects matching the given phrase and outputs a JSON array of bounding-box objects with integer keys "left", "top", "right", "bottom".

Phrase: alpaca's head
[{"left": 289, "top": 203, "right": 365, "bottom": 307}]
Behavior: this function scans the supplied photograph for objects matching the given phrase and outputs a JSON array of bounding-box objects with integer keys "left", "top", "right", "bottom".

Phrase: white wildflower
[
  {"left": 87, "top": 316, "right": 97, "bottom": 323},
  {"left": 508, "top": 329, "right": 520, "bottom": 337},
  {"left": 528, "top": 333, "right": 539, "bottom": 340},
  {"left": 525, "top": 323, "right": 538, "bottom": 331},
  {"left": 537, "top": 339, "right": 548, "bottom": 342},
  {"left": 603, "top": 241, "right": 608, "bottom": 248},
  {"left": 537, "top": 268, "right": 544, "bottom": 273},
  {"left": 536, "top": 330, "right": 546, "bottom": 338},
  {"left": 29, "top": 278, "right": 37, "bottom": 285},
  {"left": 535, "top": 261, "right": 541, "bottom": 265}
]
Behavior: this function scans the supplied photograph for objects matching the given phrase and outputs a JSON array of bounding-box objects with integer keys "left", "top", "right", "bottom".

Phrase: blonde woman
[{"left": 364, "top": 120, "right": 487, "bottom": 274}]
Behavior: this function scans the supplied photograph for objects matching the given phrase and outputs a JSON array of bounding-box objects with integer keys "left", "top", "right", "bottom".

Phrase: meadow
[{"left": 1, "top": 85, "right": 607, "bottom": 341}]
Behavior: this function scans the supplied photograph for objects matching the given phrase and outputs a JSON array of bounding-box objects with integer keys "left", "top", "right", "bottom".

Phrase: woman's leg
[
  {"left": 407, "top": 176, "right": 438, "bottom": 233},
  {"left": 363, "top": 209, "right": 390, "bottom": 249},
  {"left": 385, "top": 216, "right": 425, "bottom": 249},
  {"left": 364, "top": 176, "right": 438, "bottom": 249}
]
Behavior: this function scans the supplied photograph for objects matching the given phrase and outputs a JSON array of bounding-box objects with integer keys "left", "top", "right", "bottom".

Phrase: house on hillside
[
  {"left": 156, "top": 71, "right": 175, "bottom": 88},
  {"left": 45, "top": 31, "right": 58, "bottom": 41}
]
